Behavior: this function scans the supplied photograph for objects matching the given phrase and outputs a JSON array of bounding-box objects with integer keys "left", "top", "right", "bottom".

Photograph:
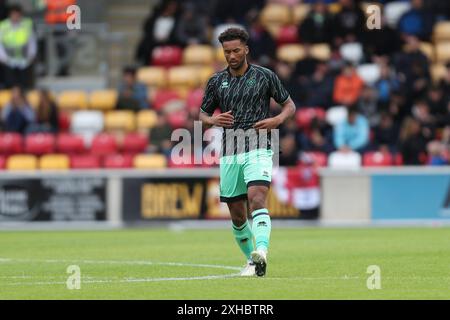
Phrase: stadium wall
[
  {"left": 0, "top": 168, "right": 448, "bottom": 225},
  {"left": 320, "top": 167, "right": 450, "bottom": 223}
]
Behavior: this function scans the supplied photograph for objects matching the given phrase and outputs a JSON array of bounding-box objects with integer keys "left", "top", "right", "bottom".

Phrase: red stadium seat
[
  {"left": 103, "top": 154, "right": 134, "bottom": 169},
  {"left": 0, "top": 133, "right": 23, "bottom": 154},
  {"left": 122, "top": 133, "right": 149, "bottom": 154},
  {"left": 0, "top": 156, "right": 5, "bottom": 169},
  {"left": 186, "top": 88, "right": 204, "bottom": 112},
  {"left": 58, "top": 112, "right": 71, "bottom": 132},
  {"left": 276, "top": 25, "right": 299, "bottom": 46},
  {"left": 289, "top": 166, "right": 320, "bottom": 188},
  {"left": 151, "top": 46, "right": 183, "bottom": 67},
  {"left": 152, "top": 89, "right": 182, "bottom": 111},
  {"left": 56, "top": 133, "right": 85, "bottom": 154},
  {"left": 299, "top": 151, "right": 327, "bottom": 167},
  {"left": 363, "top": 151, "right": 394, "bottom": 167},
  {"left": 295, "top": 107, "right": 326, "bottom": 128},
  {"left": 167, "top": 110, "right": 188, "bottom": 129},
  {"left": 394, "top": 153, "right": 403, "bottom": 165},
  {"left": 90, "top": 134, "right": 118, "bottom": 156},
  {"left": 24, "top": 133, "right": 55, "bottom": 155},
  {"left": 70, "top": 155, "right": 101, "bottom": 169}
]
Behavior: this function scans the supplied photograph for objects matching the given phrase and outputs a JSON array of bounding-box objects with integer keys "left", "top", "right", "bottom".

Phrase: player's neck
[{"left": 229, "top": 61, "right": 249, "bottom": 77}]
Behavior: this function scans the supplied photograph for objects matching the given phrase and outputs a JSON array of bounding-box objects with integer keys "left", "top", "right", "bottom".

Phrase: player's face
[{"left": 222, "top": 40, "right": 249, "bottom": 70}]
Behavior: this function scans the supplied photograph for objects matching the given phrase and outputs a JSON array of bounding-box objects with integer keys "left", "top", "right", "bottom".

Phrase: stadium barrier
[
  {"left": 1, "top": 168, "right": 448, "bottom": 224},
  {"left": 0, "top": 169, "right": 310, "bottom": 223},
  {"left": 320, "top": 167, "right": 450, "bottom": 222}
]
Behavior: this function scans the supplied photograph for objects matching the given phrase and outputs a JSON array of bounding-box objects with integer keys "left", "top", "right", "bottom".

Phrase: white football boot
[{"left": 240, "top": 260, "right": 256, "bottom": 277}]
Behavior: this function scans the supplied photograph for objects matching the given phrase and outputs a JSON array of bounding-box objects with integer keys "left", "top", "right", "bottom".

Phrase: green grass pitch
[{"left": 0, "top": 227, "right": 449, "bottom": 299}]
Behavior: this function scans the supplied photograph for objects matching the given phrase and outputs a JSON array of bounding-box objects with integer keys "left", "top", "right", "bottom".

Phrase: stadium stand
[
  {"left": 39, "top": 154, "right": 70, "bottom": 170},
  {"left": 0, "top": 0, "right": 448, "bottom": 172}
]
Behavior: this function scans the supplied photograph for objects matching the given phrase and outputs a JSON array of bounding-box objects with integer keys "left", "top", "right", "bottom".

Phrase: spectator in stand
[
  {"left": 274, "top": 61, "right": 302, "bottom": 105},
  {"left": 423, "top": 0, "right": 450, "bottom": 21},
  {"left": 363, "top": 16, "right": 401, "bottom": 59},
  {"left": 26, "top": 89, "right": 59, "bottom": 134},
  {"left": 0, "top": 5, "right": 37, "bottom": 89},
  {"left": 441, "top": 125, "right": 450, "bottom": 153},
  {"left": 333, "top": 106, "right": 369, "bottom": 153},
  {"left": 411, "top": 99, "right": 437, "bottom": 141},
  {"left": 301, "top": 61, "right": 334, "bottom": 108},
  {"left": 393, "top": 35, "right": 430, "bottom": 103},
  {"left": 298, "top": 1, "right": 333, "bottom": 45},
  {"left": 174, "top": 3, "right": 209, "bottom": 47},
  {"left": 279, "top": 134, "right": 299, "bottom": 166},
  {"left": 247, "top": 15, "right": 276, "bottom": 68},
  {"left": 116, "top": 66, "right": 149, "bottom": 111},
  {"left": 279, "top": 116, "right": 299, "bottom": 136},
  {"left": 332, "top": 62, "right": 364, "bottom": 106},
  {"left": 438, "top": 63, "right": 450, "bottom": 101},
  {"left": 181, "top": 0, "right": 215, "bottom": 18},
  {"left": 301, "top": 118, "right": 334, "bottom": 154},
  {"left": 387, "top": 90, "right": 409, "bottom": 126},
  {"left": 357, "top": 85, "right": 380, "bottom": 128},
  {"left": 398, "top": 117, "right": 427, "bottom": 165},
  {"left": 148, "top": 112, "right": 173, "bottom": 157},
  {"left": 427, "top": 140, "right": 449, "bottom": 166},
  {"left": 397, "top": 0, "right": 435, "bottom": 41},
  {"left": 331, "top": 0, "right": 367, "bottom": 46},
  {"left": 373, "top": 112, "right": 399, "bottom": 153},
  {"left": 293, "top": 44, "right": 320, "bottom": 81},
  {"left": 375, "top": 63, "right": 400, "bottom": 108},
  {"left": 439, "top": 100, "right": 450, "bottom": 128},
  {"left": 426, "top": 86, "right": 447, "bottom": 117},
  {"left": 1, "top": 86, "right": 35, "bottom": 134},
  {"left": 135, "top": 0, "right": 180, "bottom": 65},
  {"left": 211, "top": 0, "right": 265, "bottom": 26}
]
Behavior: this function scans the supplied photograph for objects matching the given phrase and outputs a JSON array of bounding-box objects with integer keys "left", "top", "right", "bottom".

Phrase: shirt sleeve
[
  {"left": 200, "top": 75, "right": 219, "bottom": 116},
  {"left": 269, "top": 70, "right": 290, "bottom": 105}
]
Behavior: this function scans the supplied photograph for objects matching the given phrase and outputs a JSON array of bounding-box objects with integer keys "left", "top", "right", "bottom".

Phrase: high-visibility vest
[{"left": 0, "top": 18, "right": 33, "bottom": 59}]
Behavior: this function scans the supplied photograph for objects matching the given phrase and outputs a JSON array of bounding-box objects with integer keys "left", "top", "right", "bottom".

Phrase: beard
[{"left": 229, "top": 59, "right": 245, "bottom": 70}]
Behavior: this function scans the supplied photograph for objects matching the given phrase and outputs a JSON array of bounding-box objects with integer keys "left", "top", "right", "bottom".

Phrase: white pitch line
[
  {"left": 0, "top": 257, "right": 242, "bottom": 286},
  {"left": 0, "top": 258, "right": 241, "bottom": 271},
  {"left": 5, "top": 274, "right": 242, "bottom": 286}
]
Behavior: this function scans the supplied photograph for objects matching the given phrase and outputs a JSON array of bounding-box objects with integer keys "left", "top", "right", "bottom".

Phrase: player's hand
[
  {"left": 212, "top": 111, "right": 234, "bottom": 128},
  {"left": 253, "top": 117, "right": 282, "bottom": 130}
]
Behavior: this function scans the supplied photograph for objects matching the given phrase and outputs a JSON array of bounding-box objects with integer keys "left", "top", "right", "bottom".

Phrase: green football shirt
[{"left": 200, "top": 64, "right": 290, "bottom": 155}]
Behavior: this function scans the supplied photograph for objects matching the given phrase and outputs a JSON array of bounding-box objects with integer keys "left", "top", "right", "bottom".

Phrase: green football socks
[
  {"left": 232, "top": 220, "right": 255, "bottom": 260},
  {"left": 251, "top": 208, "right": 271, "bottom": 252}
]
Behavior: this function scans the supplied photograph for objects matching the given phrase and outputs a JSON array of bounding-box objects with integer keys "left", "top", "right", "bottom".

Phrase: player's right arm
[
  {"left": 199, "top": 75, "right": 234, "bottom": 128},
  {"left": 199, "top": 110, "right": 234, "bottom": 128}
]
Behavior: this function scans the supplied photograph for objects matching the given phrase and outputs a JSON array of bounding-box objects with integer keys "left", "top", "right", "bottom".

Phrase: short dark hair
[
  {"left": 218, "top": 28, "right": 249, "bottom": 45},
  {"left": 123, "top": 66, "right": 137, "bottom": 77},
  {"left": 9, "top": 4, "right": 23, "bottom": 14}
]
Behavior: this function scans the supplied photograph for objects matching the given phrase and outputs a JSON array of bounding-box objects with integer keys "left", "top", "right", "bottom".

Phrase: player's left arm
[
  {"left": 254, "top": 70, "right": 296, "bottom": 130},
  {"left": 253, "top": 98, "right": 296, "bottom": 130}
]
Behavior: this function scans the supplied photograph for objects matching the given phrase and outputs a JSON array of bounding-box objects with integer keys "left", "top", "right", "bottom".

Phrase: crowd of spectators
[
  {"left": 135, "top": 0, "right": 450, "bottom": 166},
  {"left": 0, "top": 0, "right": 449, "bottom": 168}
]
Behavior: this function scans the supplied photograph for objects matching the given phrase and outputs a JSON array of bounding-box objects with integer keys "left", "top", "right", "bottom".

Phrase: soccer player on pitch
[{"left": 199, "top": 28, "right": 296, "bottom": 277}]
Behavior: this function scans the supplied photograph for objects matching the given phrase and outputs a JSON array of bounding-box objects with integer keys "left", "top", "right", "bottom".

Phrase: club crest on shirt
[
  {"left": 246, "top": 78, "right": 256, "bottom": 87},
  {"left": 221, "top": 81, "right": 229, "bottom": 88}
]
